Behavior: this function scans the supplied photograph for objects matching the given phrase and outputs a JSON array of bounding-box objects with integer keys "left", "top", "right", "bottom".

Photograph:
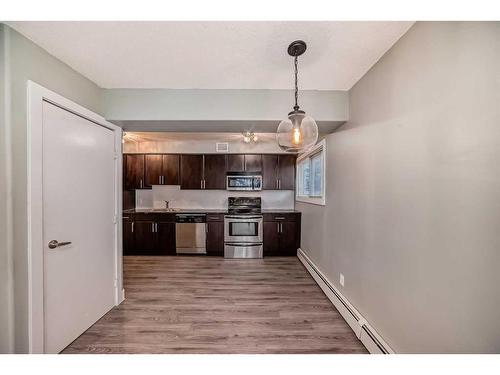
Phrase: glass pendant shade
[
  {"left": 276, "top": 110, "right": 318, "bottom": 153},
  {"left": 276, "top": 40, "right": 319, "bottom": 153}
]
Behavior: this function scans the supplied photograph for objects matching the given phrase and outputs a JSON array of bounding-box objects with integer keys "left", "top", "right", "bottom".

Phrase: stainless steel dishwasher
[{"left": 175, "top": 214, "right": 207, "bottom": 254}]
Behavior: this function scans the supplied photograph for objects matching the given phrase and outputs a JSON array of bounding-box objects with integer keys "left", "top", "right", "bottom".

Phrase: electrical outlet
[{"left": 339, "top": 273, "right": 345, "bottom": 287}]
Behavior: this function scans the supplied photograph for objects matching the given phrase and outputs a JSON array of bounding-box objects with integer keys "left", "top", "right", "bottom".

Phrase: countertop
[{"left": 123, "top": 208, "right": 301, "bottom": 215}]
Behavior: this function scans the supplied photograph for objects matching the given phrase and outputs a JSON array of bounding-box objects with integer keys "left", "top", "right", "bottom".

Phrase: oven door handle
[
  {"left": 225, "top": 216, "right": 263, "bottom": 220},
  {"left": 225, "top": 243, "right": 263, "bottom": 247}
]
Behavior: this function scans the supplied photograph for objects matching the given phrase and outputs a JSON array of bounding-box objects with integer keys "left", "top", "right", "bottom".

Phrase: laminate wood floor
[{"left": 62, "top": 256, "right": 367, "bottom": 354}]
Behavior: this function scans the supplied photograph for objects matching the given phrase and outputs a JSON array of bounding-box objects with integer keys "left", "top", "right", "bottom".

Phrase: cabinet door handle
[
  {"left": 277, "top": 223, "right": 280, "bottom": 233},
  {"left": 278, "top": 179, "right": 281, "bottom": 189},
  {"left": 274, "top": 216, "right": 285, "bottom": 220},
  {"left": 161, "top": 176, "right": 165, "bottom": 184},
  {"left": 276, "top": 179, "right": 279, "bottom": 189},
  {"left": 280, "top": 223, "right": 283, "bottom": 233},
  {"left": 140, "top": 179, "right": 143, "bottom": 189},
  {"left": 201, "top": 180, "right": 203, "bottom": 189},
  {"left": 155, "top": 223, "right": 158, "bottom": 232},
  {"left": 131, "top": 222, "right": 134, "bottom": 232},
  {"left": 151, "top": 223, "right": 154, "bottom": 232},
  {"left": 206, "top": 223, "right": 209, "bottom": 233}
]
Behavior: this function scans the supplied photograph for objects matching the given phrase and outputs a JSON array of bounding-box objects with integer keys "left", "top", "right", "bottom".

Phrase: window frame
[{"left": 295, "top": 139, "right": 326, "bottom": 206}]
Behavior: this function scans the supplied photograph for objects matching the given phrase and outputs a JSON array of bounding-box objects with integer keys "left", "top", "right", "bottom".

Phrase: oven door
[{"left": 224, "top": 215, "right": 263, "bottom": 243}]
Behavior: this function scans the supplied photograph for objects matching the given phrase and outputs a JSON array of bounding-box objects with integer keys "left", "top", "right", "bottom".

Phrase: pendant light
[{"left": 276, "top": 40, "right": 318, "bottom": 153}]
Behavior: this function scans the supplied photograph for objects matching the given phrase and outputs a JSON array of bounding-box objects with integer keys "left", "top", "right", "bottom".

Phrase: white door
[{"left": 42, "top": 101, "right": 117, "bottom": 353}]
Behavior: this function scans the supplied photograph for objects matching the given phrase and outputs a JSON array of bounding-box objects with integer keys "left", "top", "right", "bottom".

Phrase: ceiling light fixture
[
  {"left": 276, "top": 40, "right": 318, "bottom": 153},
  {"left": 243, "top": 131, "right": 258, "bottom": 143}
]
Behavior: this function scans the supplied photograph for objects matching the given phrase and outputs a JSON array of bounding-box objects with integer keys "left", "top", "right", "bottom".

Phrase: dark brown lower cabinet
[
  {"left": 263, "top": 213, "right": 301, "bottom": 256},
  {"left": 124, "top": 214, "right": 176, "bottom": 255},
  {"left": 206, "top": 221, "right": 224, "bottom": 256},
  {"left": 263, "top": 222, "right": 280, "bottom": 255},
  {"left": 123, "top": 220, "right": 135, "bottom": 255},
  {"left": 133, "top": 221, "right": 158, "bottom": 255},
  {"left": 156, "top": 221, "right": 176, "bottom": 255}
]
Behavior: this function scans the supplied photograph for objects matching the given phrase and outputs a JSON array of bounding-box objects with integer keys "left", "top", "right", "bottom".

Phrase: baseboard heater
[{"left": 297, "top": 248, "right": 394, "bottom": 354}]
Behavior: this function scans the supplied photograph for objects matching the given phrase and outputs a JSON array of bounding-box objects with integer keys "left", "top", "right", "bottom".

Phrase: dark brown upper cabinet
[
  {"left": 261, "top": 154, "right": 296, "bottom": 190},
  {"left": 244, "top": 154, "right": 262, "bottom": 172},
  {"left": 124, "top": 152, "right": 295, "bottom": 191},
  {"left": 144, "top": 154, "right": 163, "bottom": 187},
  {"left": 227, "top": 154, "right": 262, "bottom": 173},
  {"left": 162, "top": 154, "right": 180, "bottom": 185},
  {"left": 227, "top": 154, "right": 245, "bottom": 172},
  {"left": 262, "top": 154, "right": 279, "bottom": 190},
  {"left": 124, "top": 154, "right": 145, "bottom": 190},
  {"left": 180, "top": 154, "right": 204, "bottom": 189},
  {"left": 278, "top": 155, "right": 296, "bottom": 190},
  {"left": 145, "top": 154, "right": 179, "bottom": 187},
  {"left": 204, "top": 154, "right": 227, "bottom": 189}
]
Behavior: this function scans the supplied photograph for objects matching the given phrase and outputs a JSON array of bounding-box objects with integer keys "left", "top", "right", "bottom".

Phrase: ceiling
[{"left": 8, "top": 21, "right": 413, "bottom": 90}]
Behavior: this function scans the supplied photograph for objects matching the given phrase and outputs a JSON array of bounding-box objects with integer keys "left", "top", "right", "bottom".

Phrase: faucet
[{"left": 164, "top": 200, "right": 170, "bottom": 209}]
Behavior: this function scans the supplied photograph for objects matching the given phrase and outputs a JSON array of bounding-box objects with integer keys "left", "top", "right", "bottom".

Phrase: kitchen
[
  {"left": 2, "top": 16, "right": 499, "bottom": 361},
  {"left": 122, "top": 143, "right": 301, "bottom": 259}
]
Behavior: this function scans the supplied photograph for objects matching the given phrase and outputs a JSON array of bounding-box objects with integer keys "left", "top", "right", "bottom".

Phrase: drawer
[
  {"left": 206, "top": 214, "right": 224, "bottom": 222},
  {"left": 263, "top": 213, "right": 300, "bottom": 222}
]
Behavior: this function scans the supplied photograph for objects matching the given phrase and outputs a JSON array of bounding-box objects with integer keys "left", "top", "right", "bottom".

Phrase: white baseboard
[{"left": 297, "top": 248, "right": 394, "bottom": 354}]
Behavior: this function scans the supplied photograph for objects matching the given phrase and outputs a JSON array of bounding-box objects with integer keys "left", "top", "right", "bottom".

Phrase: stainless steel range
[{"left": 224, "top": 197, "right": 263, "bottom": 259}]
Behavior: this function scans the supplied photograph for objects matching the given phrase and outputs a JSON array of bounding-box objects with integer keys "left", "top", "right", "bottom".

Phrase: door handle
[{"left": 48, "top": 240, "right": 72, "bottom": 249}]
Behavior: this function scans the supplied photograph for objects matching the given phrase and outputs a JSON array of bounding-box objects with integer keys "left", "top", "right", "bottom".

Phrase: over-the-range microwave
[{"left": 226, "top": 172, "right": 262, "bottom": 191}]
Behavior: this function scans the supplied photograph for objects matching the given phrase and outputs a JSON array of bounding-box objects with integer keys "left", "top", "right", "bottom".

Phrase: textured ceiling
[{"left": 8, "top": 21, "right": 414, "bottom": 90}]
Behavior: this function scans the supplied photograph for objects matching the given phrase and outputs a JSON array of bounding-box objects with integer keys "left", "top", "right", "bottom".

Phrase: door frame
[{"left": 27, "top": 81, "right": 124, "bottom": 353}]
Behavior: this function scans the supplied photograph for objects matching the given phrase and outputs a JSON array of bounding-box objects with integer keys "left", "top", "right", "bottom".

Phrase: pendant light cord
[{"left": 294, "top": 55, "right": 299, "bottom": 111}]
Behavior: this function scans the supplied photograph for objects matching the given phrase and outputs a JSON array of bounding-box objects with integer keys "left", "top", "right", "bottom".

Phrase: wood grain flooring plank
[{"left": 62, "top": 256, "right": 367, "bottom": 354}]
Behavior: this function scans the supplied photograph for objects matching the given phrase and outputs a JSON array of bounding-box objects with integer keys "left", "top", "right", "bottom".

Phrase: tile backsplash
[{"left": 136, "top": 185, "right": 294, "bottom": 210}]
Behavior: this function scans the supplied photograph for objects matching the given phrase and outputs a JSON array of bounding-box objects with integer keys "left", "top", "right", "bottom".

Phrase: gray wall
[
  {"left": 0, "top": 23, "right": 14, "bottom": 354},
  {"left": 2, "top": 24, "right": 103, "bottom": 353},
  {"left": 104, "top": 88, "right": 348, "bottom": 122},
  {"left": 104, "top": 89, "right": 348, "bottom": 133},
  {"left": 297, "top": 22, "right": 500, "bottom": 353}
]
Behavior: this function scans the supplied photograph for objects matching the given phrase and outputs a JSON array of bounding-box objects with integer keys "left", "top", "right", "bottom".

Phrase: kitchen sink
[{"left": 149, "top": 208, "right": 180, "bottom": 213}]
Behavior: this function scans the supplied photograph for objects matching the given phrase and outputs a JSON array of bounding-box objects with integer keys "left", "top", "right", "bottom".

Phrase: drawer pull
[{"left": 274, "top": 216, "right": 286, "bottom": 220}]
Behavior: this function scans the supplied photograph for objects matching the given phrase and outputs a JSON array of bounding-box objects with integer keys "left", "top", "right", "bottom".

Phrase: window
[{"left": 296, "top": 139, "right": 326, "bottom": 205}]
